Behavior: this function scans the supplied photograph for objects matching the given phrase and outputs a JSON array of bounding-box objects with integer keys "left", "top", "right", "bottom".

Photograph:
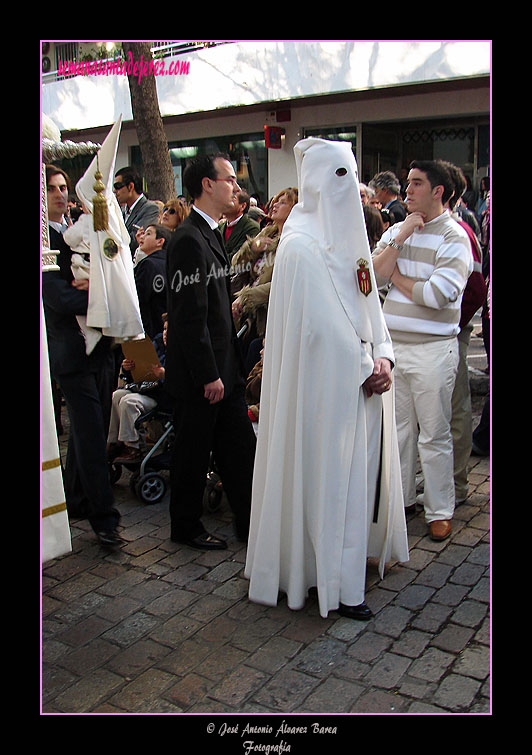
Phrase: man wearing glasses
[
  {"left": 165, "top": 153, "right": 257, "bottom": 550},
  {"left": 113, "top": 166, "right": 160, "bottom": 255}
]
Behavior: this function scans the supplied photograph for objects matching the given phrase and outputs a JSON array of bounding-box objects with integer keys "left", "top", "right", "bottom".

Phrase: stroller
[
  {"left": 109, "top": 406, "right": 174, "bottom": 505},
  {"left": 109, "top": 323, "right": 249, "bottom": 508}
]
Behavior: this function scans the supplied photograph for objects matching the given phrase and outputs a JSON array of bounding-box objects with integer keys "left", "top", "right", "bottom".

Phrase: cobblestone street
[
  {"left": 42, "top": 331, "right": 490, "bottom": 722},
  {"left": 41, "top": 40, "right": 492, "bottom": 738}
]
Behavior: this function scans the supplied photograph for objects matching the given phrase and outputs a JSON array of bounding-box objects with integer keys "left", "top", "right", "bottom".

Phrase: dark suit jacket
[
  {"left": 165, "top": 209, "right": 244, "bottom": 400},
  {"left": 387, "top": 198, "right": 407, "bottom": 224},
  {"left": 134, "top": 247, "right": 168, "bottom": 339},
  {"left": 219, "top": 213, "right": 260, "bottom": 259},
  {"left": 42, "top": 227, "right": 111, "bottom": 377},
  {"left": 124, "top": 195, "right": 160, "bottom": 253}
]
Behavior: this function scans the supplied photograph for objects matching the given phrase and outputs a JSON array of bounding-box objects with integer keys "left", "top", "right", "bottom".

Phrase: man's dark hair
[
  {"left": 409, "top": 160, "right": 455, "bottom": 205},
  {"left": 440, "top": 161, "right": 467, "bottom": 211},
  {"left": 115, "top": 166, "right": 143, "bottom": 194},
  {"left": 45, "top": 164, "right": 71, "bottom": 193},
  {"left": 183, "top": 152, "right": 231, "bottom": 199},
  {"left": 236, "top": 190, "right": 251, "bottom": 213},
  {"left": 146, "top": 223, "right": 172, "bottom": 248}
]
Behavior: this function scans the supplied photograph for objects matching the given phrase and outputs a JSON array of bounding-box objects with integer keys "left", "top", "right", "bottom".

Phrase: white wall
[
  {"left": 42, "top": 40, "right": 491, "bottom": 132},
  {"left": 80, "top": 79, "right": 489, "bottom": 198},
  {"left": 43, "top": 41, "right": 490, "bottom": 198}
]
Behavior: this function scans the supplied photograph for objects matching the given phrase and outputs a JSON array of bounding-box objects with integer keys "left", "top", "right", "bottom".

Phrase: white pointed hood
[
  {"left": 282, "top": 137, "right": 388, "bottom": 347},
  {"left": 76, "top": 116, "right": 123, "bottom": 211},
  {"left": 73, "top": 116, "right": 144, "bottom": 342}
]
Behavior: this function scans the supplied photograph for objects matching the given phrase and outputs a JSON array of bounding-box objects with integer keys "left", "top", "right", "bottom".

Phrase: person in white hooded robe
[{"left": 244, "top": 138, "right": 409, "bottom": 620}]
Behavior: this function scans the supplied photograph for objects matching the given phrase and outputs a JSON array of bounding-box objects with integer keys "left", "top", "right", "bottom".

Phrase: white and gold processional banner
[{"left": 41, "top": 300, "right": 71, "bottom": 562}]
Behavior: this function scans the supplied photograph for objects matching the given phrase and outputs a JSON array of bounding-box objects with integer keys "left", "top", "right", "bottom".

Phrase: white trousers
[
  {"left": 107, "top": 389, "right": 158, "bottom": 447},
  {"left": 393, "top": 338, "right": 459, "bottom": 523}
]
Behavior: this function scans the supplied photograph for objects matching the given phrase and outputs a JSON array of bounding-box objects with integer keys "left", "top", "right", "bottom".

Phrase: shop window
[
  {"left": 303, "top": 127, "right": 357, "bottom": 155},
  {"left": 131, "top": 131, "right": 267, "bottom": 206}
]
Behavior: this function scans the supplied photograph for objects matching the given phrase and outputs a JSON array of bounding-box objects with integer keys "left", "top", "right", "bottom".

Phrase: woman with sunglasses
[{"left": 160, "top": 198, "right": 190, "bottom": 231}]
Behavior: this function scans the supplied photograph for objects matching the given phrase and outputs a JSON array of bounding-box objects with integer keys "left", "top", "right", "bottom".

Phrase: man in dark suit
[
  {"left": 113, "top": 166, "right": 160, "bottom": 256},
  {"left": 165, "top": 154, "right": 257, "bottom": 550},
  {"left": 43, "top": 165, "right": 122, "bottom": 549},
  {"left": 218, "top": 189, "right": 260, "bottom": 259}
]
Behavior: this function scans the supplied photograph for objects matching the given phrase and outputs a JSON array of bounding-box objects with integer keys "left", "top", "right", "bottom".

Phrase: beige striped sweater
[{"left": 373, "top": 211, "right": 473, "bottom": 344}]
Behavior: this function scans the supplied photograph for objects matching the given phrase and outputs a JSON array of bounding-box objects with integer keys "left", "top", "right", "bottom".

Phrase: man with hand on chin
[
  {"left": 165, "top": 154, "right": 256, "bottom": 550},
  {"left": 373, "top": 160, "right": 473, "bottom": 542}
]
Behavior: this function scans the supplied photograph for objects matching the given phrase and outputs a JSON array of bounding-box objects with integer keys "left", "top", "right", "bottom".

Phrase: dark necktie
[{"left": 212, "top": 227, "right": 228, "bottom": 258}]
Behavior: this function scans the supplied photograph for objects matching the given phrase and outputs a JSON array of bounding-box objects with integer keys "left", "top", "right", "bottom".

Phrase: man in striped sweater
[{"left": 373, "top": 160, "right": 473, "bottom": 542}]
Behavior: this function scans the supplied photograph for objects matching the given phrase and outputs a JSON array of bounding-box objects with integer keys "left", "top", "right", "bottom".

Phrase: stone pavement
[{"left": 42, "top": 341, "right": 490, "bottom": 719}]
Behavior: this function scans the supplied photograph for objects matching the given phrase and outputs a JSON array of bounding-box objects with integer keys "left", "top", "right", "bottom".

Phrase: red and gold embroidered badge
[{"left": 356, "top": 258, "right": 372, "bottom": 296}]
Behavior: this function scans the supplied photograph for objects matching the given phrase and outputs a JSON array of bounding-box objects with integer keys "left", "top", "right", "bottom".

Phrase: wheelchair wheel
[
  {"left": 135, "top": 472, "right": 166, "bottom": 505},
  {"left": 204, "top": 481, "right": 223, "bottom": 513}
]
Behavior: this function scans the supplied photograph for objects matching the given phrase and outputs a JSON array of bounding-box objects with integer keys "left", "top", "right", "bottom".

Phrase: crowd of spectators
[{"left": 43, "top": 154, "right": 489, "bottom": 571}]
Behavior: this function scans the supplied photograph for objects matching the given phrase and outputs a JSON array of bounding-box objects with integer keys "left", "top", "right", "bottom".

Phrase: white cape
[
  {"left": 63, "top": 216, "right": 103, "bottom": 354},
  {"left": 244, "top": 138, "right": 409, "bottom": 618},
  {"left": 244, "top": 236, "right": 409, "bottom": 617}
]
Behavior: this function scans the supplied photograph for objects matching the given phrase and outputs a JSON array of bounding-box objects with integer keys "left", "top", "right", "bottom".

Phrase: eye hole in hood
[{"left": 335, "top": 167, "right": 348, "bottom": 176}]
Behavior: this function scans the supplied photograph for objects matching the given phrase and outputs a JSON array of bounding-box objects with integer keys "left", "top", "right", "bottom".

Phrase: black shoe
[
  {"left": 337, "top": 602, "right": 373, "bottom": 621},
  {"left": 96, "top": 530, "right": 125, "bottom": 549},
  {"left": 172, "top": 532, "right": 227, "bottom": 550},
  {"left": 471, "top": 441, "right": 489, "bottom": 457}
]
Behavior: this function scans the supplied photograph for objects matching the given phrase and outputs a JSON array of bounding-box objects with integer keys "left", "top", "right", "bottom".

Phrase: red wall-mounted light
[{"left": 264, "top": 125, "right": 284, "bottom": 149}]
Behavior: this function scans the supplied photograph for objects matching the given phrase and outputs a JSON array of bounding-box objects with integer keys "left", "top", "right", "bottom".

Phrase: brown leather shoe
[
  {"left": 114, "top": 446, "right": 143, "bottom": 464},
  {"left": 429, "top": 520, "right": 452, "bottom": 541}
]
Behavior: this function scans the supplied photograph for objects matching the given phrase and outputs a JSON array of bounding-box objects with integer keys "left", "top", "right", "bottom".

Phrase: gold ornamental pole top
[
  {"left": 92, "top": 155, "right": 109, "bottom": 232},
  {"left": 41, "top": 162, "right": 59, "bottom": 272}
]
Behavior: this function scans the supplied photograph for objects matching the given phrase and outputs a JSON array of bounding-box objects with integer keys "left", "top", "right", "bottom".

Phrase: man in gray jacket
[{"left": 114, "top": 166, "right": 160, "bottom": 255}]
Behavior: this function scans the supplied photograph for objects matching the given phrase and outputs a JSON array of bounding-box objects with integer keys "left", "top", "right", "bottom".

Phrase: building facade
[{"left": 41, "top": 40, "right": 491, "bottom": 205}]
